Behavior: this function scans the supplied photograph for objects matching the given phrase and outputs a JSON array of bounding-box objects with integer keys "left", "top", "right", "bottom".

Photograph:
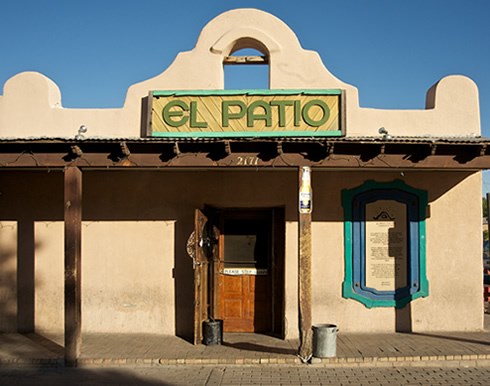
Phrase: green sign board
[{"left": 147, "top": 90, "right": 345, "bottom": 138}]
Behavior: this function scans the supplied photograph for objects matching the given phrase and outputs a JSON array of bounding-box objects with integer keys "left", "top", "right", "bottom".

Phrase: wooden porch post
[
  {"left": 298, "top": 166, "right": 313, "bottom": 361},
  {"left": 64, "top": 166, "right": 82, "bottom": 366},
  {"left": 487, "top": 192, "right": 490, "bottom": 239}
]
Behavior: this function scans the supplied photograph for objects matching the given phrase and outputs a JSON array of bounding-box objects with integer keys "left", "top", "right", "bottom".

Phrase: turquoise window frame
[{"left": 342, "top": 180, "right": 429, "bottom": 308}]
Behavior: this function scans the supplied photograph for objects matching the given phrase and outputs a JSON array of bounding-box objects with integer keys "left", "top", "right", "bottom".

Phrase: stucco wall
[
  {"left": 0, "top": 169, "right": 484, "bottom": 336},
  {"left": 411, "top": 171, "right": 483, "bottom": 331},
  {"left": 77, "top": 170, "right": 299, "bottom": 338},
  {"left": 311, "top": 170, "right": 483, "bottom": 333},
  {"left": 33, "top": 220, "right": 176, "bottom": 335},
  {"left": 35, "top": 221, "right": 63, "bottom": 335}
]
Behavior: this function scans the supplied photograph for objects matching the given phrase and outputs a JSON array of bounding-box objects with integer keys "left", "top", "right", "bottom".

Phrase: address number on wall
[{"left": 235, "top": 156, "right": 260, "bottom": 166}]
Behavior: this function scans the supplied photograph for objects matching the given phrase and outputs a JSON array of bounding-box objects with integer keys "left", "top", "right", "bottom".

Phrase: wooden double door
[{"left": 193, "top": 208, "right": 284, "bottom": 344}]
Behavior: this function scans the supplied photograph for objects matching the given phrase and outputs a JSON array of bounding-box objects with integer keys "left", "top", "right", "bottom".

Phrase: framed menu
[{"left": 365, "top": 200, "right": 407, "bottom": 291}]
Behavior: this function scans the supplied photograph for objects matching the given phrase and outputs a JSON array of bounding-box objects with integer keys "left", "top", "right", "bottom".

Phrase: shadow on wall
[
  {"left": 0, "top": 171, "right": 64, "bottom": 334},
  {"left": 82, "top": 170, "right": 299, "bottom": 342},
  {"left": 1, "top": 170, "right": 198, "bottom": 340},
  {"left": 396, "top": 305, "right": 412, "bottom": 333},
  {"left": 0, "top": 169, "right": 478, "bottom": 340},
  {"left": 0, "top": 223, "right": 17, "bottom": 332}
]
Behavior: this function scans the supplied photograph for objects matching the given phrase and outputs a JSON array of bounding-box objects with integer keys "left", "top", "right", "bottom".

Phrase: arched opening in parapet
[{"left": 224, "top": 42, "right": 269, "bottom": 90}]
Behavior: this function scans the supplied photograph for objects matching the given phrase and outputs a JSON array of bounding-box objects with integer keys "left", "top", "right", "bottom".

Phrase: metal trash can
[
  {"left": 312, "top": 324, "right": 338, "bottom": 358},
  {"left": 203, "top": 319, "right": 223, "bottom": 345}
]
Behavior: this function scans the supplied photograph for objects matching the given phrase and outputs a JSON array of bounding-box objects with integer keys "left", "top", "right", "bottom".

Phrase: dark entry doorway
[
  {"left": 192, "top": 207, "right": 285, "bottom": 342},
  {"left": 218, "top": 210, "right": 273, "bottom": 332}
]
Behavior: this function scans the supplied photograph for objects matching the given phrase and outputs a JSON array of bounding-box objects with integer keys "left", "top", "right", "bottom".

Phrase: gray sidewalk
[{"left": 1, "top": 315, "right": 489, "bottom": 368}]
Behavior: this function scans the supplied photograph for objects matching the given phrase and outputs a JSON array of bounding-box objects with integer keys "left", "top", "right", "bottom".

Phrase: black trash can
[{"left": 203, "top": 319, "right": 223, "bottom": 345}]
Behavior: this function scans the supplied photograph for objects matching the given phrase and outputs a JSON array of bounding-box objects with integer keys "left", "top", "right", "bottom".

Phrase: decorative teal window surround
[{"left": 342, "top": 180, "right": 429, "bottom": 308}]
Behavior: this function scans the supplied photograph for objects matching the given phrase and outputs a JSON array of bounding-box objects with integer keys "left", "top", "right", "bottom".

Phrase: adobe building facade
[{"left": 0, "top": 9, "right": 488, "bottom": 359}]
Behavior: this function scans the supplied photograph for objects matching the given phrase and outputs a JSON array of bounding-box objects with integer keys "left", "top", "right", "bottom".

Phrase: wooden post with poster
[
  {"left": 298, "top": 166, "right": 313, "bottom": 361},
  {"left": 64, "top": 166, "right": 82, "bottom": 366}
]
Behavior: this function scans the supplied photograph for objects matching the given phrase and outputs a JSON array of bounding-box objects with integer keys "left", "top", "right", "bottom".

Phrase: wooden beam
[
  {"left": 3, "top": 141, "right": 490, "bottom": 169},
  {"left": 298, "top": 167, "right": 313, "bottom": 362},
  {"left": 223, "top": 55, "right": 268, "bottom": 65},
  {"left": 3, "top": 150, "right": 490, "bottom": 169},
  {"left": 64, "top": 166, "right": 82, "bottom": 366}
]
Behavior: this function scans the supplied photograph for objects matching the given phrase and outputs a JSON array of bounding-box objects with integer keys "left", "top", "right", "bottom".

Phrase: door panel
[
  {"left": 191, "top": 208, "right": 220, "bottom": 345},
  {"left": 220, "top": 274, "right": 272, "bottom": 332},
  {"left": 217, "top": 209, "right": 274, "bottom": 333}
]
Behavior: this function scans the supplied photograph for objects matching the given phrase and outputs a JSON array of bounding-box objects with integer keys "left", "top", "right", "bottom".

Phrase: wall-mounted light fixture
[
  {"left": 378, "top": 127, "right": 391, "bottom": 140},
  {"left": 75, "top": 125, "right": 88, "bottom": 140}
]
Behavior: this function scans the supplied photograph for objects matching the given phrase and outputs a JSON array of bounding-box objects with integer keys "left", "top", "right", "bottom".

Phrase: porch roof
[{"left": 1, "top": 135, "right": 490, "bottom": 170}]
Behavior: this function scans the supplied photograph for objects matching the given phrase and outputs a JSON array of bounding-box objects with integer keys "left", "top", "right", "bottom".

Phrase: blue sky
[{"left": 1, "top": 0, "right": 490, "bottom": 189}]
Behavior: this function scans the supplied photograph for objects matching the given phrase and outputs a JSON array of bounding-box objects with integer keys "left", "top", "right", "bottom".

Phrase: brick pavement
[
  {"left": 1, "top": 329, "right": 490, "bottom": 368},
  {"left": 0, "top": 314, "right": 489, "bottom": 368},
  {"left": 0, "top": 365, "right": 489, "bottom": 385}
]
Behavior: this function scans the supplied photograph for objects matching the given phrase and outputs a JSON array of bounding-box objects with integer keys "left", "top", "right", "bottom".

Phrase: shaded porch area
[{"left": 1, "top": 315, "right": 490, "bottom": 367}]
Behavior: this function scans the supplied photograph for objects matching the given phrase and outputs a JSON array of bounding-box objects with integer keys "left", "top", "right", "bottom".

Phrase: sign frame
[{"left": 146, "top": 89, "right": 345, "bottom": 138}]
